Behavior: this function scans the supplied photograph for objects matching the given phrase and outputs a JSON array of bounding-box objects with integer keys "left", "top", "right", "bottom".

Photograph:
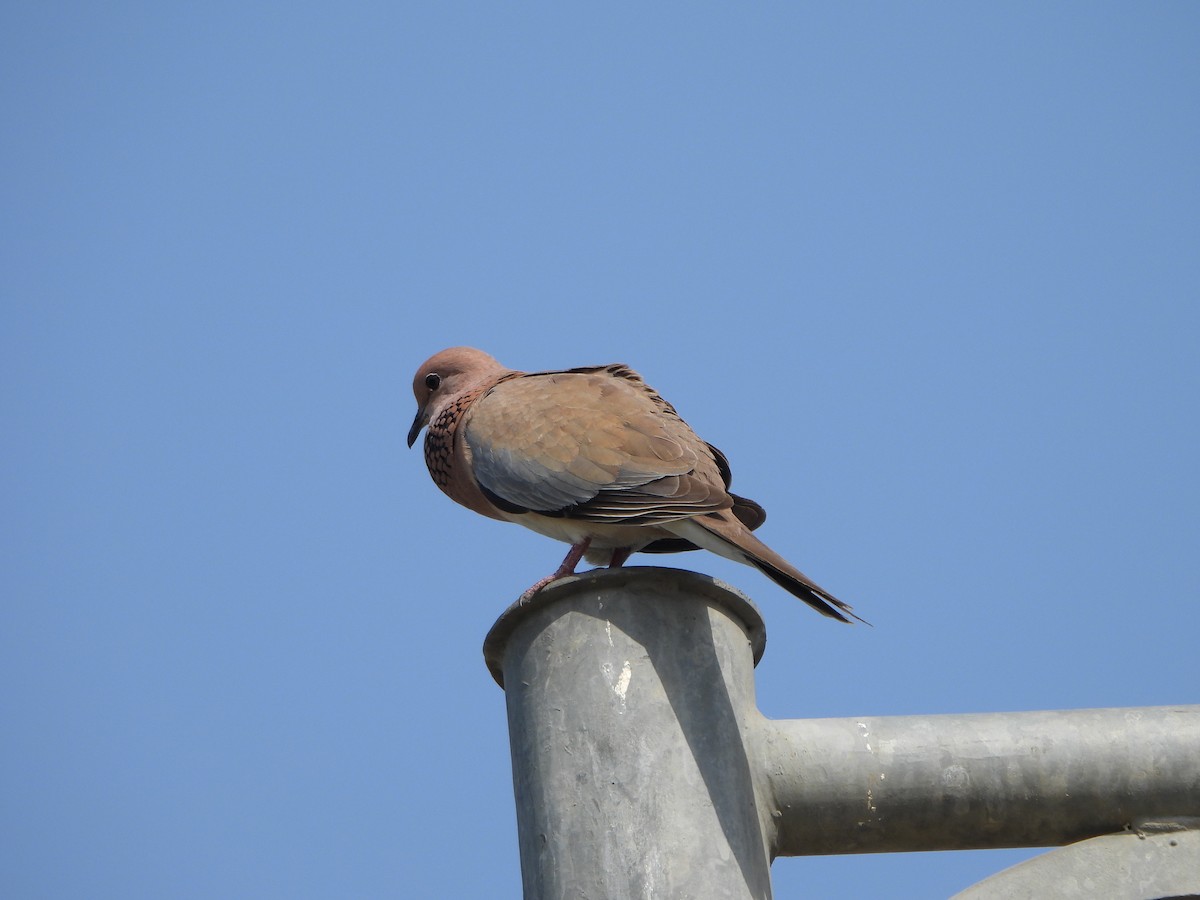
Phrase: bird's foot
[{"left": 519, "top": 538, "right": 592, "bottom": 604}]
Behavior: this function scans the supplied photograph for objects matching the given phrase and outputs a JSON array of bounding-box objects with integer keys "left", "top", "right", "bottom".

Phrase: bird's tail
[{"left": 668, "top": 511, "right": 867, "bottom": 624}]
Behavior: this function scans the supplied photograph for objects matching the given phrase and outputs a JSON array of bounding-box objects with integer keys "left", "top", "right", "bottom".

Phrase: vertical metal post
[{"left": 484, "top": 567, "right": 772, "bottom": 900}]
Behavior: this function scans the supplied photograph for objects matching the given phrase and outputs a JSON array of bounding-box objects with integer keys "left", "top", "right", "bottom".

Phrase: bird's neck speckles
[
  {"left": 423, "top": 376, "right": 517, "bottom": 494},
  {"left": 420, "top": 376, "right": 522, "bottom": 523},
  {"left": 424, "top": 393, "right": 470, "bottom": 491}
]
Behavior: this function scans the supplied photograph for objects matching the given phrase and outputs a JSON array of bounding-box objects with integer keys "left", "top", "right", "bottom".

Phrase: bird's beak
[{"left": 407, "top": 408, "right": 428, "bottom": 448}]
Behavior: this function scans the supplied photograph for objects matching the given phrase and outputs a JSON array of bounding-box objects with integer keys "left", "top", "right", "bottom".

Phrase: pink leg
[
  {"left": 608, "top": 547, "right": 632, "bottom": 568},
  {"left": 520, "top": 538, "right": 592, "bottom": 602}
]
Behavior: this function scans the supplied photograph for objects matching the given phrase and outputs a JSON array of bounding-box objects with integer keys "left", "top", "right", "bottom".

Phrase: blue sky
[{"left": 2, "top": 3, "right": 1197, "bottom": 897}]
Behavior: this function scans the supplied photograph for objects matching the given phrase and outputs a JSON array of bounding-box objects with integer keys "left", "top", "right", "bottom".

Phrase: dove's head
[{"left": 407, "top": 346, "right": 512, "bottom": 447}]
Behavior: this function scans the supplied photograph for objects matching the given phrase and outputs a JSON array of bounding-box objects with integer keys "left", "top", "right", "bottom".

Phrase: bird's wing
[
  {"left": 463, "top": 367, "right": 732, "bottom": 525},
  {"left": 639, "top": 492, "right": 765, "bottom": 553}
]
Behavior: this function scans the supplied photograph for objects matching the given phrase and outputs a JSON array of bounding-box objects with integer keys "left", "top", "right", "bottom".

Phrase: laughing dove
[{"left": 407, "top": 347, "right": 861, "bottom": 623}]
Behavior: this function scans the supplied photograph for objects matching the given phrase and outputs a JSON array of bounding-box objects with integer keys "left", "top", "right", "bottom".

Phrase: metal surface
[
  {"left": 951, "top": 819, "right": 1200, "bottom": 899},
  {"left": 485, "top": 567, "right": 1200, "bottom": 897},
  {"left": 484, "top": 567, "right": 771, "bottom": 900},
  {"left": 756, "top": 705, "right": 1200, "bottom": 856}
]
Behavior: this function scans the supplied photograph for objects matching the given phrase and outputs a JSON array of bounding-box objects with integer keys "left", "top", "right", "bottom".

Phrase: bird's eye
[{"left": 425, "top": 373, "right": 442, "bottom": 391}]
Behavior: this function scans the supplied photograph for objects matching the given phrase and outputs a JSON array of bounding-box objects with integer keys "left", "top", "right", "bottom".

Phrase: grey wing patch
[{"left": 467, "top": 435, "right": 601, "bottom": 513}]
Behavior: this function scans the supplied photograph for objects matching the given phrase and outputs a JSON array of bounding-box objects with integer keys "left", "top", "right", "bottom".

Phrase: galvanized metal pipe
[
  {"left": 484, "top": 567, "right": 1200, "bottom": 897},
  {"left": 484, "top": 567, "right": 771, "bottom": 900},
  {"left": 756, "top": 705, "right": 1200, "bottom": 856}
]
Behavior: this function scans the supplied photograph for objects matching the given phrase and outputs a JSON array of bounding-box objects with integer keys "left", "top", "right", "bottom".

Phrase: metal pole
[
  {"left": 484, "top": 567, "right": 1200, "bottom": 897},
  {"left": 484, "top": 567, "right": 773, "bottom": 900},
  {"left": 756, "top": 705, "right": 1200, "bottom": 856}
]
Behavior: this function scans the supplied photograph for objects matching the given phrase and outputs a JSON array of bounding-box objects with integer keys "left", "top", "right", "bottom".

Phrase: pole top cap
[{"left": 482, "top": 566, "right": 767, "bottom": 688}]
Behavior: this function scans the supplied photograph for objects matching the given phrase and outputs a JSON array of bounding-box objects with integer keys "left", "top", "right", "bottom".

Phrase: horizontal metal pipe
[{"left": 756, "top": 705, "right": 1200, "bottom": 856}]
